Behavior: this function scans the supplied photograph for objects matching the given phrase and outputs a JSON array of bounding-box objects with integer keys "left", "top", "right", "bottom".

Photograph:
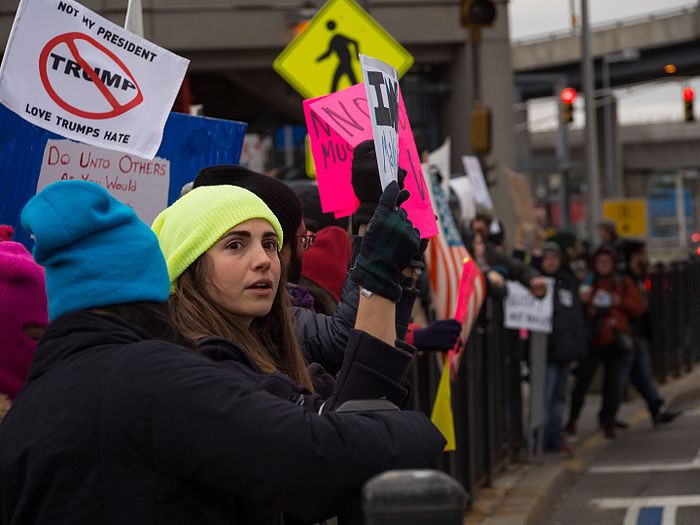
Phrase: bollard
[{"left": 363, "top": 469, "right": 466, "bottom": 525}]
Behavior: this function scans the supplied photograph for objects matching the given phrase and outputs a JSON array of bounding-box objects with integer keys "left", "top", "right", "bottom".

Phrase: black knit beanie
[{"left": 193, "top": 165, "right": 303, "bottom": 245}]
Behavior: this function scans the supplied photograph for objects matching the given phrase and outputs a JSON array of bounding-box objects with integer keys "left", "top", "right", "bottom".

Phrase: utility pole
[{"left": 581, "top": 0, "right": 602, "bottom": 240}]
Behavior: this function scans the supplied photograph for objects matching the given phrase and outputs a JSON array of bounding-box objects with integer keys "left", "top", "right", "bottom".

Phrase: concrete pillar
[{"left": 442, "top": 0, "right": 517, "bottom": 241}]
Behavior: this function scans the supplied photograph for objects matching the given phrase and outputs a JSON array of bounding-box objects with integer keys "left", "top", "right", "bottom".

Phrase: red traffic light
[
  {"left": 692, "top": 232, "right": 700, "bottom": 244},
  {"left": 560, "top": 87, "right": 577, "bottom": 105},
  {"left": 683, "top": 87, "right": 695, "bottom": 102}
]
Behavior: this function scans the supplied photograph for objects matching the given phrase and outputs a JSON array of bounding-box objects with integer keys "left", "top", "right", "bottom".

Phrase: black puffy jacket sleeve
[
  {"left": 143, "top": 346, "right": 444, "bottom": 523},
  {"left": 292, "top": 270, "right": 359, "bottom": 375}
]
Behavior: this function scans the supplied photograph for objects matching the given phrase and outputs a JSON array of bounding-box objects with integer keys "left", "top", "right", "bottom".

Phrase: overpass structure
[{"left": 512, "top": 3, "right": 700, "bottom": 99}]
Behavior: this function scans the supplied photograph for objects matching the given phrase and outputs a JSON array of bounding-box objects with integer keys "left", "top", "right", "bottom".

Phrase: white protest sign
[
  {"left": 504, "top": 277, "right": 555, "bottom": 333},
  {"left": 449, "top": 176, "right": 477, "bottom": 223},
  {"left": 428, "top": 138, "right": 451, "bottom": 191},
  {"left": 37, "top": 139, "right": 170, "bottom": 225},
  {"left": 462, "top": 155, "right": 493, "bottom": 209},
  {"left": 0, "top": 0, "right": 189, "bottom": 159},
  {"left": 360, "top": 54, "right": 399, "bottom": 190}
]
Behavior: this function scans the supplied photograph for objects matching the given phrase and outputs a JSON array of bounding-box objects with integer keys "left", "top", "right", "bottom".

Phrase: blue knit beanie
[{"left": 21, "top": 181, "right": 170, "bottom": 320}]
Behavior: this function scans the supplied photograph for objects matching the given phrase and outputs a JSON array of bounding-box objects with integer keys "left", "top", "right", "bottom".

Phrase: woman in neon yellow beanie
[
  {"left": 153, "top": 183, "right": 312, "bottom": 387},
  {"left": 153, "top": 180, "right": 428, "bottom": 394},
  {"left": 152, "top": 179, "right": 427, "bottom": 392}
]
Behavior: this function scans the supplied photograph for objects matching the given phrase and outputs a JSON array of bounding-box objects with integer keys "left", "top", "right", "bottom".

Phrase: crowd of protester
[{"left": 0, "top": 139, "right": 683, "bottom": 523}]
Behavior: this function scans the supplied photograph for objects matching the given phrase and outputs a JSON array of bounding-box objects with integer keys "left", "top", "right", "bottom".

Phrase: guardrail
[{"left": 649, "top": 256, "right": 700, "bottom": 381}]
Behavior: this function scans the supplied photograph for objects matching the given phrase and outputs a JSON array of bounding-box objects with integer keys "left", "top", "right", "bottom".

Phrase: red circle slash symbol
[{"left": 39, "top": 32, "right": 144, "bottom": 120}]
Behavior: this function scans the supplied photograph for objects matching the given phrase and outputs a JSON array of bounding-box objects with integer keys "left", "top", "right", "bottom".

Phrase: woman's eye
[
  {"left": 263, "top": 241, "right": 278, "bottom": 251},
  {"left": 226, "top": 241, "right": 243, "bottom": 250}
]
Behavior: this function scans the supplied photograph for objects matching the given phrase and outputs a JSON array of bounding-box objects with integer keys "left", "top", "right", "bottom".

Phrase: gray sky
[
  {"left": 509, "top": 0, "right": 695, "bottom": 40},
  {"left": 509, "top": 0, "right": 699, "bottom": 129}
]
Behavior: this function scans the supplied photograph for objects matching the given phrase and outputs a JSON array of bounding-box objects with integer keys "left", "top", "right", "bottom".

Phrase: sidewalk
[{"left": 464, "top": 365, "right": 700, "bottom": 525}]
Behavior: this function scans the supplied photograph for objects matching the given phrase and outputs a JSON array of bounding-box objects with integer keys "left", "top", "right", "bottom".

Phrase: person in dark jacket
[
  {"left": 538, "top": 242, "right": 587, "bottom": 454},
  {"left": 0, "top": 181, "right": 444, "bottom": 525},
  {"left": 619, "top": 241, "right": 681, "bottom": 427},
  {"left": 566, "top": 244, "right": 646, "bottom": 439}
]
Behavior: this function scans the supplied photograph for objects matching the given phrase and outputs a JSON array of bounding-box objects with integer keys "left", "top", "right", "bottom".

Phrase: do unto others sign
[{"left": 0, "top": 0, "right": 189, "bottom": 159}]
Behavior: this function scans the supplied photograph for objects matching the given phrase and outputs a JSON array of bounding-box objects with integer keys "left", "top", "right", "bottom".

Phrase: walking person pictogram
[{"left": 316, "top": 20, "right": 360, "bottom": 92}]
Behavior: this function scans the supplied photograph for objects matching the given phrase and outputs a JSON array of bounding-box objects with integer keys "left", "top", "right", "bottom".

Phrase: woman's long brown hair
[{"left": 169, "top": 255, "right": 314, "bottom": 390}]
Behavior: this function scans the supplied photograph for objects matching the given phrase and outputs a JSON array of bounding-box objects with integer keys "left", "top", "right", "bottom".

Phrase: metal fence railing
[
  {"left": 401, "top": 256, "right": 700, "bottom": 513},
  {"left": 649, "top": 257, "right": 700, "bottom": 382}
]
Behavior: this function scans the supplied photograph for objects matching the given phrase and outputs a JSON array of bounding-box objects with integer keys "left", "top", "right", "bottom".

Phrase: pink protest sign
[
  {"left": 303, "top": 93, "right": 369, "bottom": 213},
  {"left": 448, "top": 256, "right": 485, "bottom": 379},
  {"left": 305, "top": 83, "right": 438, "bottom": 238}
]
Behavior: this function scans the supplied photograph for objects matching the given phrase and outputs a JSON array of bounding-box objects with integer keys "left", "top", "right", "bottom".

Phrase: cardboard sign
[
  {"left": 0, "top": 0, "right": 189, "bottom": 159},
  {"left": 273, "top": 0, "right": 413, "bottom": 99},
  {"left": 0, "top": 103, "right": 246, "bottom": 249},
  {"left": 304, "top": 82, "right": 437, "bottom": 238},
  {"left": 37, "top": 139, "right": 170, "bottom": 226},
  {"left": 504, "top": 278, "right": 555, "bottom": 334},
  {"left": 360, "top": 55, "right": 399, "bottom": 190},
  {"left": 462, "top": 155, "right": 493, "bottom": 209}
]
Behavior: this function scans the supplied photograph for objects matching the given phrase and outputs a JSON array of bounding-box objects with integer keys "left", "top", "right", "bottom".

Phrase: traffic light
[
  {"left": 560, "top": 87, "right": 576, "bottom": 124},
  {"left": 460, "top": 0, "right": 497, "bottom": 29},
  {"left": 683, "top": 87, "right": 695, "bottom": 122}
]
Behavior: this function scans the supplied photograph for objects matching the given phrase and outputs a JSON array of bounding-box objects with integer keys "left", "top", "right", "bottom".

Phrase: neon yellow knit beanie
[{"left": 152, "top": 185, "right": 284, "bottom": 291}]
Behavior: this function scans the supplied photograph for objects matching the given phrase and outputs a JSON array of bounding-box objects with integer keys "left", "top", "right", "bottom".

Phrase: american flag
[{"left": 424, "top": 174, "right": 485, "bottom": 374}]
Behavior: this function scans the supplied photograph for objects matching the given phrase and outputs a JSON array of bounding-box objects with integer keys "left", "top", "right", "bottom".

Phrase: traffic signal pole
[
  {"left": 581, "top": 0, "right": 602, "bottom": 241},
  {"left": 556, "top": 80, "right": 572, "bottom": 230}
]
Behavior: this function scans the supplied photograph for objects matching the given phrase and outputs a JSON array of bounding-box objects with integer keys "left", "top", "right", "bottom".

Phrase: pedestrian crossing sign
[
  {"left": 602, "top": 198, "right": 648, "bottom": 238},
  {"left": 273, "top": 0, "right": 414, "bottom": 99}
]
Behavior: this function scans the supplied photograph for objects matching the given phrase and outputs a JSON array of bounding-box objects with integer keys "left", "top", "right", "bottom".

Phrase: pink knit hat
[
  {"left": 301, "top": 226, "right": 352, "bottom": 302},
  {"left": 0, "top": 225, "right": 14, "bottom": 242},
  {"left": 0, "top": 242, "right": 48, "bottom": 399}
]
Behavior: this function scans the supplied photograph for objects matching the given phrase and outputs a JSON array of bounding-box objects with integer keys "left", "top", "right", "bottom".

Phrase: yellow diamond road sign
[
  {"left": 602, "top": 198, "right": 648, "bottom": 238},
  {"left": 273, "top": 0, "right": 414, "bottom": 99}
]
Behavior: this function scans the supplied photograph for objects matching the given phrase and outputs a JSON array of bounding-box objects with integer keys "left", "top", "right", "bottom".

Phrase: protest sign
[
  {"left": 448, "top": 256, "right": 485, "bottom": 378},
  {"left": 461, "top": 155, "right": 493, "bottom": 209},
  {"left": 0, "top": 0, "right": 189, "bottom": 159},
  {"left": 359, "top": 55, "right": 399, "bottom": 190},
  {"left": 36, "top": 139, "right": 170, "bottom": 226},
  {"left": 0, "top": 104, "right": 246, "bottom": 248},
  {"left": 304, "top": 82, "right": 437, "bottom": 238},
  {"left": 449, "top": 176, "right": 476, "bottom": 223},
  {"left": 504, "top": 277, "right": 555, "bottom": 334},
  {"left": 426, "top": 138, "right": 451, "bottom": 192}
]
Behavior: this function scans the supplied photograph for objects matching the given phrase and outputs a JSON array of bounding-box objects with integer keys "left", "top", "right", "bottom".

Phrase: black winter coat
[
  {"left": 0, "top": 312, "right": 444, "bottom": 525},
  {"left": 545, "top": 270, "right": 588, "bottom": 363}
]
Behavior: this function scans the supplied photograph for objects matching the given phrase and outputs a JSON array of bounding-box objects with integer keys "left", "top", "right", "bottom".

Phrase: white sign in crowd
[
  {"left": 37, "top": 139, "right": 170, "bottom": 225},
  {"left": 0, "top": 0, "right": 188, "bottom": 159},
  {"left": 504, "top": 277, "right": 555, "bottom": 334}
]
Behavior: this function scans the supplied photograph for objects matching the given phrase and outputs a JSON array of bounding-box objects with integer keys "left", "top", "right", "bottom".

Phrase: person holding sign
[{"left": 0, "top": 181, "right": 443, "bottom": 525}]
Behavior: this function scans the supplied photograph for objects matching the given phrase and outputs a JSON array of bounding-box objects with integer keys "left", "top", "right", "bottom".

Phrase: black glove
[
  {"left": 352, "top": 181, "right": 420, "bottom": 301},
  {"left": 352, "top": 140, "right": 407, "bottom": 229},
  {"left": 413, "top": 319, "right": 462, "bottom": 352}
]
